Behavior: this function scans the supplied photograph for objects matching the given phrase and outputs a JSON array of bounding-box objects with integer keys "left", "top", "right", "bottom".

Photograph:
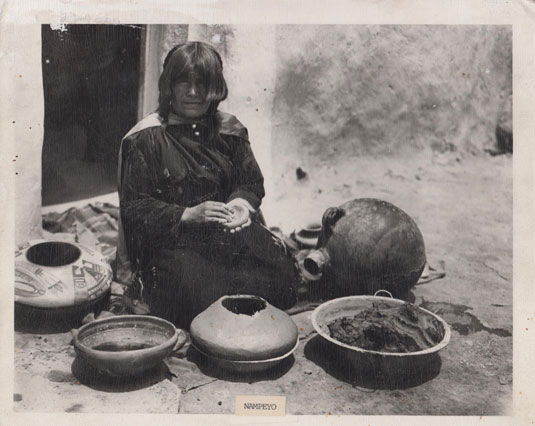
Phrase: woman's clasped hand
[
  {"left": 181, "top": 200, "right": 251, "bottom": 233},
  {"left": 221, "top": 200, "right": 252, "bottom": 233}
]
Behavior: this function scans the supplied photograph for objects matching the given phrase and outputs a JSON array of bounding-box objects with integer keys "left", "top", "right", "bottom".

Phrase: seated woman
[{"left": 118, "top": 42, "right": 298, "bottom": 328}]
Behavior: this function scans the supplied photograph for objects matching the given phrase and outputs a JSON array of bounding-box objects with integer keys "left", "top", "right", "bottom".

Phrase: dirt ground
[{"left": 14, "top": 152, "right": 512, "bottom": 415}]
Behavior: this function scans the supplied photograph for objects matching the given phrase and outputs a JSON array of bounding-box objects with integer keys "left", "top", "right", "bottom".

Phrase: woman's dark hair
[{"left": 158, "top": 42, "right": 228, "bottom": 120}]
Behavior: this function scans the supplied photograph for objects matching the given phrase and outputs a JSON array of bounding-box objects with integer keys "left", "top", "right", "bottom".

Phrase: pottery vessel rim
[
  {"left": 311, "top": 295, "right": 451, "bottom": 358},
  {"left": 220, "top": 294, "right": 266, "bottom": 301},
  {"left": 25, "top": 240, "right": 82, "bottom": 266}
]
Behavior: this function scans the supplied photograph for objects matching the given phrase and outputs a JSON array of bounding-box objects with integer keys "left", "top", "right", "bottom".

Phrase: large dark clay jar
[{"left": 304, "top": 198, "right": 426, "bottom": 299}]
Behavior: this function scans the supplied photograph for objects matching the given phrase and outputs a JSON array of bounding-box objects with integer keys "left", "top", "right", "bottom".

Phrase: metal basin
[
  {"left": 72, "top": 315, "right": 185, "bottom": 376},
  {"left": 311, "top": 295, "right": 451, "bottom": 373}
]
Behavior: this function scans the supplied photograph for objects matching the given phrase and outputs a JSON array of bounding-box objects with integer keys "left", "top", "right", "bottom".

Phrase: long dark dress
[{"left": 118, "top": 111, "right": 298, "bottom": 327}]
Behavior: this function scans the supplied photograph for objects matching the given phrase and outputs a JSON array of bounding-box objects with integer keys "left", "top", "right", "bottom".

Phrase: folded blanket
[{"left": 43, "top": 202, "right": 120, "bottom": 267}]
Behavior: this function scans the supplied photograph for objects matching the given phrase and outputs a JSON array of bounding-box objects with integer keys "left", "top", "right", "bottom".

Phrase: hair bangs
[
  {"left": 158, "top": 42, "right": 228, "bottom": 119},
  {"left": 190, "top": 51, "right": 227, "bottom": 104}
]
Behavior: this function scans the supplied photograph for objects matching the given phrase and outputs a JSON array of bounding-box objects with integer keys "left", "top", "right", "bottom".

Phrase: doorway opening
[{"left": 41, "top": 24, "right": 142, "bottom": 206}]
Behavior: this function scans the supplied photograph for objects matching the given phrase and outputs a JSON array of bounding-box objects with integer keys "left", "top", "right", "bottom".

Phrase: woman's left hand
[{"left": 222, "top": 199, "right": 253, "bottom": 233}]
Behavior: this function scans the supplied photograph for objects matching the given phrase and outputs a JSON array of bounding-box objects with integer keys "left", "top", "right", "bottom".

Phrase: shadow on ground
[
  {"left": 71, "top": 357, "right": 174, "bottom": 392},
  {"left": 15, "top": 298, "right": 109, "bottom": 334}
]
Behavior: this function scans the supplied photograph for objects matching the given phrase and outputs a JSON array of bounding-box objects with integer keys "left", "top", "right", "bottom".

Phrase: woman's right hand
[{"left": 180, "top": 201, "right": 234, "bottom": 226}]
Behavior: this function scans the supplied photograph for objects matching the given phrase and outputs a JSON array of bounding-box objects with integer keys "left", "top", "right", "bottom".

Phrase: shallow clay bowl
[
  {"left": 192, "top": 338, "right": 299, "bottom": 374},
  {"left": 72, "top": 315, "right": 185, "bottom": 377},
  {"left": 311, "top": 295, "right": 451, "bottom": 372}
]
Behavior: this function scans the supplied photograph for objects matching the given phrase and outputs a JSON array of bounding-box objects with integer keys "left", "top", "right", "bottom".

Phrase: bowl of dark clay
[
  {"left": 311, "top": 293, "right": 451, "bottom": 372},
  {"left": 72, "top": 315, "right": 185, "bottom": 376}
]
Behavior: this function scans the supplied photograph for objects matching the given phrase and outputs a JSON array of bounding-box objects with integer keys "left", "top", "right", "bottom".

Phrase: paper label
[{"left": 235, "top": 395, "right": 286, "bottom": 416}]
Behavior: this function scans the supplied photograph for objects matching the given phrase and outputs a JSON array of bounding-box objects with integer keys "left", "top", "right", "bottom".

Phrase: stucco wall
[
  {"left": 138, "top": 25, "right": 188, "bottom": 118},
  {"left": 188, "top": 24, "right": 277, "bottom": 210},
  {"left": 164, "top": 24, "right": 511, "bottom": 188},
  {"left": 4, "top": 25, "right": 44, "bottom": 244},
  {"left": 142, "top": 24, "right": 511, "bottom": 223},
  {"left": 271, "top": 25, "right": 512, "bottom": 175}
]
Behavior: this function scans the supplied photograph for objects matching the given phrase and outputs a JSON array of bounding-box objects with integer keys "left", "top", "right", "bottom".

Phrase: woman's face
[{"left": 171, "top": 79, "right": 211, "bottom": 119}]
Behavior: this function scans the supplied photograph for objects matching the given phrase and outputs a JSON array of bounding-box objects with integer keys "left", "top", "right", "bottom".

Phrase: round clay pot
[
  {"left": 304, "top": 198, "right": 426, "bottom": 299},
  {"left": 189, "top": 295, "right": 298, "bottom": 361}
]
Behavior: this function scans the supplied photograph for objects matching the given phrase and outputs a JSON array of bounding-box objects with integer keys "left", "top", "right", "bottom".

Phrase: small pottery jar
[{"left": 294, "top": 221, "right": 322, "bottom": 249}]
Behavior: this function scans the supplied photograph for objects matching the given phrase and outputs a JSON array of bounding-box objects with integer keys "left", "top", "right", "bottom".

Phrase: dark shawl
[{"left": 118, "top": 111, "right": 265, "bottom": 271}]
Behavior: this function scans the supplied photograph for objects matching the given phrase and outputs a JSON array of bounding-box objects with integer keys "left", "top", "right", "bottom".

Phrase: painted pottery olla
[
  {"left": 15, "top": 239, "right": 112, "bottom": 309},
  {"left": 304, "top": 198, "right": 426, "bottom": 299},
  {"left": 72, "top": 315, "right": 185, "bottom": 376},
  {"left": 190, "top": 295, "right": 299, "bottom": 368}
]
